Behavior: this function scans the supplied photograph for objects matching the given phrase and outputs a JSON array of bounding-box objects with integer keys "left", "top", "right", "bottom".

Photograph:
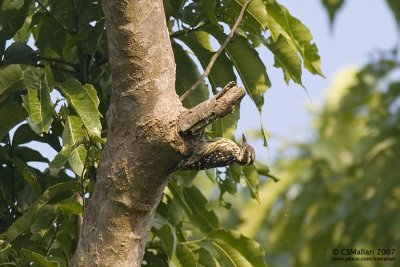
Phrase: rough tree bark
[{"left": 72, "top": 0, "right": 246, "bottom": 266}]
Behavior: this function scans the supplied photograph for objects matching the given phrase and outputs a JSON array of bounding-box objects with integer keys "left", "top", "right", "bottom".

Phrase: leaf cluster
[{"left": 1, "top": 1, "right": 106, "bottom": 264}]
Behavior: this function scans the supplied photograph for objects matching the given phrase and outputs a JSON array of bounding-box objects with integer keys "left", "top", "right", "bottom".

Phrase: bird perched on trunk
[{"left": 176, "top": 135, "right": 255, "bottom": 170}]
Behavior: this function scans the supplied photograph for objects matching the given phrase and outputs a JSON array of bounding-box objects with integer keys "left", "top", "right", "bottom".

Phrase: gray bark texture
[{"left": 71, "top": 0, "right": 246, "bottom": 266}]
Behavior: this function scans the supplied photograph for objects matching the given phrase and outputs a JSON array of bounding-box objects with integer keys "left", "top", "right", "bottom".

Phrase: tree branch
[
  {"left": 179, "top": 0, "right": 252, "bottom": 101},
  {"left": 39, "top": 56, "right": 77, "bottom": 68},
  {"left": 45, "top": 214, "right": 60, "bottom": 256},
  {"left": 178, "top": 82, "right": 245, "bottom": 135},
  {"left": 35, "top": 63, "right": 78, "bottom": 76}
]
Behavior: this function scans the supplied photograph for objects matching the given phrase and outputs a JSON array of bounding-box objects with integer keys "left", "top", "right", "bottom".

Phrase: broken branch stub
[{"left": 178, "top": 82, "right": 246, "bottom": 136}]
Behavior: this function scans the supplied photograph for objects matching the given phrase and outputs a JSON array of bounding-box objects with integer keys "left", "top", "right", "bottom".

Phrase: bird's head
[{"left": 239, "top": 135, "right": 255, "bottom": 165}]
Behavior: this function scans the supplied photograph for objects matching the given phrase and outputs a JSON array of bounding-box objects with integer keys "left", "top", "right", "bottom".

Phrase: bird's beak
[{"left": 242, "top": 134, "right": 247, "bottom": 144}]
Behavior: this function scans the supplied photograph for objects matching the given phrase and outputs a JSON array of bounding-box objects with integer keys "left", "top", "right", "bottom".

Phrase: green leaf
[
  {"left": 198, "top": 247, "right": 219, "bottom": 267},
  {"left": 177, "top": 31, "right": 236, "bottom": 93},
  {"left": 54, "top": 217, "right": 77, "bottom": 258},
  {"left": 62, "top": 115, "right": 88, "bottom": 145},
  {"left": 168, "top": 0, "right": 184, "bottom": 13},
  {"left": 163, "top": 0, "right": 175, "bottom": 19},
  {"left": 257, "top": 160, "right": 279, "bottom": 181},
  {"left": 242, "top": 164, "right": 259, "bottom": 201},
  {"left": 267, "top": 35, "right": 302, "bottom": 85},
  {"left": 12, "top": 157, "right": 42, "bottom": 197},
  {"left": 206, "top": 26, "right": 270, "bottom": 111},
  {"left": 45, "top": 64, "right": 56, "bottom": 90},
  {"left": 3, "top": 42, "right": 38, "bottom": 65},
  {"left": 36, "top": 16, "right": 59, "bottom": 54},
  {"left": 180, "top": 3, "right": 205, "bottom": 27},
  {"left": 0, "top": 64, "right": 24, "bottom": 103},
  {"left": 12, "top": 123, "right": 61, "bottom": 150},
  {"left": 13, "top": 13, "right": 32, "bottom": 43},
  {"left": 87, "top": 20, "right": 105, "bottom": 57},
  {"left": 48, "top": 144, "right": 74, "bottom": 176},
  {"left": 182, "top": 186, "right": 219, "bottom": 230},
  {"left": 21, "top": 68, "right": 54, "bottom": 136},
  {"left": 265, "top": 1, "right": 324, "bottom": 77},
  {"left": 202, "top": 0, "right": 218, "bottom": 25},
  {"left": 168, "top": 183, "right": 219, "bottom": 233},
  {"left": 153, "top": 213, "right": 172, "bottom": 230},
  {"left": 0, "top": 145, "right": 8, "bottom": 160},
  {"left": 143, "top": 250, "right": 169, "bottom": 267},
  {"left": 1, "top": 0, "right": 24, "bottom": 10},
  {"left": 62, "top": 115, "right": 88, "bottom": 175},
  {"left": 20, "top": 248, "right": 60, "bottom": 267},
  {"left": 212, "top": 104, "right": 240, "bottom": 140},
  {"left": 227, "top": 163, "right": 243, "bottom": 183},
  {"left": 49, "top": 28, "right": 67, "bottom": 56},
  {"left": 254, "top": 161, "right": 270, "bottom": 177},
  {"left": 58, "top": 79, "right": 101, "bottom": 138},
  {"left": 174, "top": 245, "right": 197, "bottom": 267},
  {"left": 157, "top": 224, "right": 177, "bottom": 261},
  {"left": 221, "top": 0, "right": 269, "bottom": 35},
  {"left": 0, "top": 0, "right": 31, "bottom": 38},
  {"left": 57, "top": 198, "right": 83, "bottom": 215},
  {"left": 208, "top": 229, "right": 267, "bottom": 267},
  {"left": 303, "top": 43, "right": 324, "bottom": 77},
  {"left": 157, "top": 197, "right": 185, "bottom": 227},
  {"left": 173, "top": 41, "right": 209, "bottom": 108},
  {"left": 30, "top": 206, "right": 58, "bottom": 241},
  {"left": 218, "top": 175, "right": 238, "bottom": 197},
  {"left": 387, "top": 0, "right": 400, "bottom": 27},
  {"left": 0, "top": 97, "right": 27, "bottom": 141},
  {"left": 322, "top": 0, "right": 345, "bottom": 25},
  {"left": 236, "top": 0, "right": 269, "bottom": 30},
  {"left": 68, "top": 144, "right": 87, "bottom": 176},
  {"left": 13, "top": 146, "right": 49, "bottom": 163},
  {"left": 260, "top": 117, "right": 268, "bottom": 147},
  {"left": 5, "top": 181, "right": 79, "bottom": 242}
]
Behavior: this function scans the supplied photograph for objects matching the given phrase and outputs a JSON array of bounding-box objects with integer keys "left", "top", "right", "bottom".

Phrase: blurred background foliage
[{"left": 231, "top": 54, "right": 400, "bottom": 266}]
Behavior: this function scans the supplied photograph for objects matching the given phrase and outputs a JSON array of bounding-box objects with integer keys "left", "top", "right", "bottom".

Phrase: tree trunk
[
  {"left": 71, "top": 0, "right": 184, "bottom": 266},
  {"left": 71, "top": 0, "right": 246, "bottom": 266}
]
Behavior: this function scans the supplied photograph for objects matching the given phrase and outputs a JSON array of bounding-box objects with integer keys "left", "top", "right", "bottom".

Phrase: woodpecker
[{"left": 176, "top": 135, "right": 255, "bottom": 170}]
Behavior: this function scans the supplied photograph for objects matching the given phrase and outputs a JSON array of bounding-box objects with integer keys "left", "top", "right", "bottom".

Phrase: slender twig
[
  {"left": 0, "top": 183, "right": 8, "bottom": 208},
  {"left": 5, "top": 134, "right": 17, "bottom": 216},
  {"left": 50, "top": 66, "right": 78, "bottom": 76},
  {"left": 79, "top": 146, "right": 91, "bottom": 209},
  {"left": 34, "top": 0, "right": 75, "bottom": 34},
  {"left": 73, "top": 140, "right": 91, "bottom": 242},
  {"left": 169, "top": 21, "right": 211, "bottom": 38},
  {"left": 180, "top": 238, "right": 205, "bottom": 245},
  {"left": 74, "top": 0, "right": 88, "bottom": 84},
  {"left": 94, "top": 57, "right": 108, "bottom": 67},
  {"left": 45, "top": 214, "right": 60, "bottom": 256},
  {"left": 40, "top": 56, "right": 78, "bottom": 68},
  {"left": 180, "top": 0, "right": 252, "bottom": 101},
  {"left": 36, "top": 63, "right": 78, "bottom": 76}
]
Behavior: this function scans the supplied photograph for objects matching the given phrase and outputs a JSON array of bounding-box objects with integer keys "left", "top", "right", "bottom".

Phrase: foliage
[
  {"left": 0, "top": 0, "right": 324, "bottom": 265},
  {"left": 235, "top": 2, "right": 400, "bottom": 265},
  {"left": 228, "top": 52, "right": 400, "bottom": 266},
  {"left": 322, "top": 0, "right": 400, "bottom": 27}
]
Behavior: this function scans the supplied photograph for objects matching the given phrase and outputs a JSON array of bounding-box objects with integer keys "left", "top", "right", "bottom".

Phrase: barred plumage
[{"left": 176, "top": 135, "right": 255, "bottom": 170}]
